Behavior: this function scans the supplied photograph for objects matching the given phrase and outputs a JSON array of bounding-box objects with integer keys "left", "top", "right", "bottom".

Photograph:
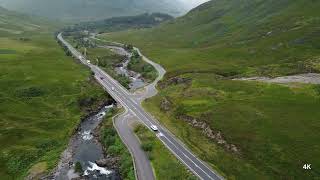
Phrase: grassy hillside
[
  {"left": 63, "top": 13, "right": 173, "bottom": 34},
  {"left": 105, "top": 0, "right": 320, "bottom": 77},
  {"left": 0, "top": 8, "right": 110, "bottom": 179},
  {"left": 0, "top": 7, "right": 57, "bottom": 37},
  {"left": 103, "top": 0, "right": 320, "bottom": 179},
  {"left": 0, "top": 0, "right": 186, "bottom": 22}
]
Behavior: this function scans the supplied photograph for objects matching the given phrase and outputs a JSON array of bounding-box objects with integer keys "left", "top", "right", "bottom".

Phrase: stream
[
  {"left": 51, "top": 40, "right": 145, "bottom": 180},
  {"left": 52, "top": 104, "right": 119, "bottom": 180},
  {"left": 102, "top": 45, "right": 145, "bottom": 91}
]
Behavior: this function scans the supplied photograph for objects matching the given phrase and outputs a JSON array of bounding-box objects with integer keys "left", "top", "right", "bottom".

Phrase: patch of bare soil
[{"left": 234, "top": 73, "right": 320, "bottom": 84}]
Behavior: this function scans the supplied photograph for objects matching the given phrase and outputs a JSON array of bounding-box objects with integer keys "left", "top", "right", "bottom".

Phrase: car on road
[
  {"left": 87, "top": 60, "right": 91, "bottom": 64},
  {"left": 100, "top": 77, "right": 104, "bottom": 80},
  {"left": 150, "top": 125, "right": 158, "bottom": 131},
  {"left": 111, "top": 87, "right": 115, "bottom": 91}
]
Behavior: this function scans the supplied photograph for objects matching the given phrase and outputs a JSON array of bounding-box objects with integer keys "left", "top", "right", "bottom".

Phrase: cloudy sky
[{"left": 182, "top": 0, "right": 209, "bottom": 8}]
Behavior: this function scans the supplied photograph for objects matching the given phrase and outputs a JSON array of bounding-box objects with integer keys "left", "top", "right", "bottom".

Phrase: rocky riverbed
[
  {"left": 101, "top": 45, "right": 145, "bottom": 91},
  {"left": 47, "top": 104, "right": 120, "bottom": 180}
]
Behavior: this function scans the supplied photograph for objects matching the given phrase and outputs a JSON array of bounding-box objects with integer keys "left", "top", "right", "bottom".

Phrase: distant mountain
[
  {"left": 0, "top": 0, "right": 187, "bottom": 22},
  {"left": 110, "top": 0, "right": 320, "bottom": 77},
  {"left": 64, "top": 13, "right": 174, "bottom": 34},
  {"left": 104, "top": 0, "right": 320, "bottom": 179},
  {"left": 0, "top": 6, "right": 56, "bottom": 37}
]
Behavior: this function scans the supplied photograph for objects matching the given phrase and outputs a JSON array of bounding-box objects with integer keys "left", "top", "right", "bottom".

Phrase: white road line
[
  {"left": 98, "top": 61, "right": 217, "bottom": 179},
  {"left": 121, "top": 100, "right": 217, "bottom": 179},
  {"left": 59, "top": 34, "right": 222, "bottom": 180}
]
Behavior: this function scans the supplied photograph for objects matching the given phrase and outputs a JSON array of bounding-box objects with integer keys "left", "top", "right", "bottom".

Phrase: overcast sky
[{"left": 182, "top": 0, "right": 209, "bottom": 8}]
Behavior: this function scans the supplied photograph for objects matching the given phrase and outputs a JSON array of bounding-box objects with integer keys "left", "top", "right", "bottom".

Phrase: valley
[
  {"left": 0, "top": 8, "right": 112, "bottom": 179},
  {"left": 1, "top": 0, "right": 320, "bottom": 179},
  {"left": 103, "top": 0, "right": 320, "bottom": 179}
]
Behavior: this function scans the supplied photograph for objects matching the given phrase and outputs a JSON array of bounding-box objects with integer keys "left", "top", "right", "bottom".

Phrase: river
[
  {"left": 51, "top": 39, "right": 145, "bottom": 180},
  {"left": 52, "top": 105, "right": 119, "bottom": 180},
  {"left": 101, "top": 45, "right": 145, "bottom": 91}
]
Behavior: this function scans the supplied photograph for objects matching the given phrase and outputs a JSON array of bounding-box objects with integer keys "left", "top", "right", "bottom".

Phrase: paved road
[
  {"left": 114, "top": 110, "right": 155, "bottom": 180},
  {"left": 58, "top": 33, "right": 223, "bottom": 180}
]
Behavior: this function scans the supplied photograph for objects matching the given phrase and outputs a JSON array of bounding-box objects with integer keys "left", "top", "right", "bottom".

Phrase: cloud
[{"left": 181, "top": 0, "right": 209, "bottom": 9}]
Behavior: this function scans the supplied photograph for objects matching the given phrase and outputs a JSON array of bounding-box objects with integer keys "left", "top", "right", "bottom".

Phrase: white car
[
  {"left": 150, "top": 125, "right": 158, "bottom": 131},
  {"left": 111, "top": 87, "right": 115, "bottom": 91}
]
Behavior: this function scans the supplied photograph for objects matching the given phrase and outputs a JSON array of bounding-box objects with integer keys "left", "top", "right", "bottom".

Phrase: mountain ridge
[
  {"left": 0, "top": 0, "right": 187, "bottom": 22},
  {"left": 103, "top": 0, "right": 320, "bottom": 179}
]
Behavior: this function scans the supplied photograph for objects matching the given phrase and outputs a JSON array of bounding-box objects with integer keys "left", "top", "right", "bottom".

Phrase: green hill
[
  {"left": 0, "top": 6, "right": 58, "bottom": 37},
  {"left": 106, "top": 0, "right": 320, "bottom": 77},
  {"left": 104, "top": 0, "right": 320, "bottom": 179},
  {"left": 64, "top": 13, "right": 174, "bottom": 34},
  {"left": 0, "top": 7, "right": 109, "bottom": 179},
  {"left": 0, "top": 0, "right": 187, "bottom": 22}
]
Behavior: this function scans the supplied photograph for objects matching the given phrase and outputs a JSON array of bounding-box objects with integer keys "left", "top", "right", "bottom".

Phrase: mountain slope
[
  {"left": 106, "top": 0, "right": 320, "bottom": 77},
  {"left": 0, "top": 6, "right": 57, "bottom": 37},
  {"left": 103, "top": 0, "right": 320, "bottom": 179},
  {"left": 64, "top": 13, "right": 174, "bottom": 33},
  {"left": 0, "top": 0, "right": 187, "bottom": 22},
  {"left": 0, "top": 7, "right": 110, "bottom": 179}
]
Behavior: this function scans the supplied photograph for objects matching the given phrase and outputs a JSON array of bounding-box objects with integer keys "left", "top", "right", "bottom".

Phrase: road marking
[
  {"left": 104, "top": 86, "right": 220, "bottom": 179},
  {"left": 59, "top": 34, "right": 222, "bottom": 180},
  {"left": 156, "top": 132, "right": 164, "bottom": 137}
]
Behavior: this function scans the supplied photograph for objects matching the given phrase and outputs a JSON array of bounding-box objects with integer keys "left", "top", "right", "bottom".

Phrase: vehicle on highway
[
  {"left": 111, "top": 87, "right": 115, "bottom": 91},
  {"left": 79, "top": 55, "right": 83, "bottom": 59},
  {"left": 150, "top": 125, "right": 158, "bottom": 131},
  {"left": 87, "top": 60, "right": 91, "bottom": 64},
  {"left": 100, "top": 77, "right": 104, "bottom": 80}
]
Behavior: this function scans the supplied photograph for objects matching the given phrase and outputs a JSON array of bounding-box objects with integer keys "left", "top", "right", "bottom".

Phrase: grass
[
  {"left": 134, "top": 124, "right": 196, "bottom": 180},
  {"left": 65, "top": 35, "right": 132, "bottom": 89},
  {"left": 100, "top": 108, "right": 135, "bottom": 180},
  {"left": 0, "top": 8, "right": 110, "bottom": 179},
  {"left": 127, "top": 50, "right": 157, "bottom": 82},
  {"left": 142, "top": 74, "right": 320, "bottom": 179},
  {"left": 102, "top": 0, "right": 320, "bottom": 179},
  {"left": 128, "top": 51, "right": 158, "bottom": 82},
  {"left": 102, "top": 0, "right": 320, "bottom": 78},
  {"left": 87, "top": 47, "right": 131, "bottom": 89}
]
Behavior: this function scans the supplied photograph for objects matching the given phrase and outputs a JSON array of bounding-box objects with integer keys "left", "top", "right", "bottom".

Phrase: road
[
  {"left": 114, "top": 110, "right": 155, "bottom": 180},
  {"left": 58, "top": 33, "right": 223, "bottom": 180}
]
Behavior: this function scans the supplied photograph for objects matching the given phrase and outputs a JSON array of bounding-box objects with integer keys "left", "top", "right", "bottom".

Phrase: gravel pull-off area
[{"left": 234, "top": 73, "right": 320, "bottom": 84}]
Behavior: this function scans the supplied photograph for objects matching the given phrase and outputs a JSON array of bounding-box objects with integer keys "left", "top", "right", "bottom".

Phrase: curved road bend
[
  {"left": 58, "top": 33, "right": 223, "bottom": 180},
  {"left": 114, "top": 110, "right": 155, "bottom": 180}
]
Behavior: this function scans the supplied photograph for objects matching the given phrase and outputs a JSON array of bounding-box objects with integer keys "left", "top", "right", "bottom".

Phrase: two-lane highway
[{"left": 58, "top": 33, "right": 223, "bottom": 180}]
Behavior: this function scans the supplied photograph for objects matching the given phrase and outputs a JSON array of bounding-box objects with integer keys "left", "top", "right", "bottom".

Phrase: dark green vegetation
[
  {"left": 101, "top": 109, "right": 135, "bottom": 180},
  {"left": 86, "top": 47, "right": 131, "bottom": 89},
  {"left": 128, "top": 50, "right": 157, "bottom": 82},
  {"left": 134, "top": 124, "right": 196, "bottom": 180},
  {"left": 143, "top": 76, "right": 320, "bottom": 179},
  {"left": 0, "top": 0, "right": 186, "bottom": 21},
  {"left": 104, "top": 0, "right": 320, "bottom": 179},
  {"left": 64, "top": 34, "right": 132, "bottom": 89},
  {"left": 74, "top": 162, "right": 83, "bottom": 174},
  {"left": 105, "top": 0, "right": 320, "bottom": 77},
  {"left": 64, "top": 13, "right": 173, "bottom": 34},
  {"left": 0, "top": 7, "right": 110, "bottom": 179}
]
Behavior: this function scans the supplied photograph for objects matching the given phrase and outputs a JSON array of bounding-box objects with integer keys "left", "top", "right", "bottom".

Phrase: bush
[
  {"left": 141, "top": 142, "right": 153, "bottom": 152},
  {"left": 15, "top": 87, "right": 45, "bottom": 98},
  {"left": 313, "top": 85, "right": 320, "bottom": 95},
  {"left": 124, "top": 44, "right": 133, "bottom": 51},
  {"left": 101, "top": 110, "right": 135, "bottom": 180},
  {"left": 74, "top": 162, "right": 83, "bottom": 174}
]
